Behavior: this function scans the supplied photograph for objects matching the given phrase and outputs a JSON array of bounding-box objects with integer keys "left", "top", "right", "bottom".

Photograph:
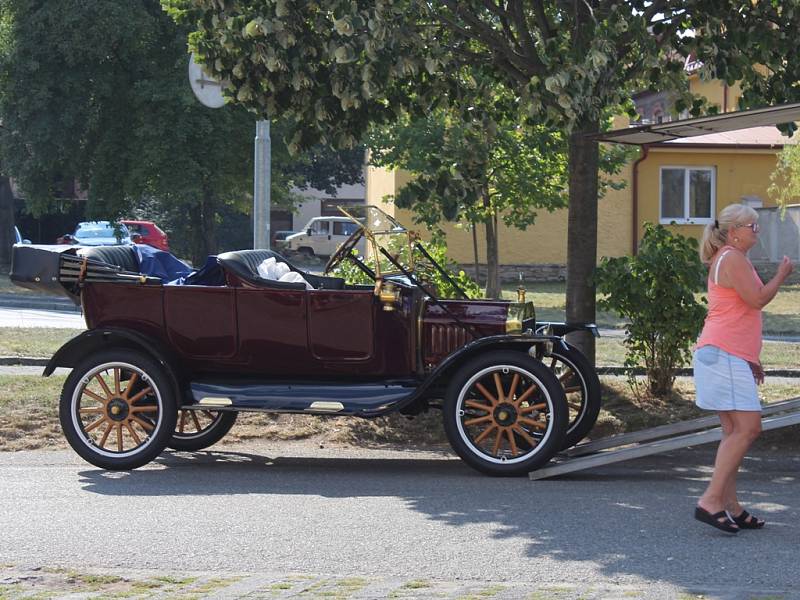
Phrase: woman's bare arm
[{"left": 720, "top": 252, "right": 793, "bottom": 309}]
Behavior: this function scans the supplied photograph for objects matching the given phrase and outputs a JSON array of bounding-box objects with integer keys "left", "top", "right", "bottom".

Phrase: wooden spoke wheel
[
  {"left": 443, "top": 350, "right": 568, "bottom": 476},
  {"left": 168, "top": 409, "right": 238, "bottom": 451},
  {"left": 59, "top": 349, "right": 177, "bottom": 470},
  {"left": 547, "top": 343, "right": 602, "bottom": 450}
]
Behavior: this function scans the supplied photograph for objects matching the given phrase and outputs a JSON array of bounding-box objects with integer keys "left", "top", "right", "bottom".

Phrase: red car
[
  {"left": 120, "top": 219, "right": 169, "bottom": 251},
  {"left": 10, "top": 206, "right": 600, "bottom": 476}
]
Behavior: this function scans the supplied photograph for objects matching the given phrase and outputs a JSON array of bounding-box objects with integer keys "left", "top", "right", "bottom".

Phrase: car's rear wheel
[
  {"left": 168, "top": 410, "right": 238, "bottom": 451},
  {"left": 443, "top": 351, "right": 568, "bottom": 476},
  {"left": 547, "top": 343, "right": 602, "bottom": 450},
  {"left": 297, "top": 247, "right": 314, "bottom": 257},
  {"left": 59, "top": 349, "right": 177, "bottom": 470}
]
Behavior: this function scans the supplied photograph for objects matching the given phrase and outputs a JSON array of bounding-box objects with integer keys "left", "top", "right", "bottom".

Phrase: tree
[
  {"left": 167, "top": 0, "right": 800, "bottom": 362},
  {"left": 769, "top": 144, "right": 800, "bottom": 209},
  {"left": 368, "top": 100, "right": 569, "bottom": 298},
  {"left": 0, "top": 0, "right": 365, "bottom": 266},
  {"left": 595, "top": 224, "right": 706, "bottom": 397}
]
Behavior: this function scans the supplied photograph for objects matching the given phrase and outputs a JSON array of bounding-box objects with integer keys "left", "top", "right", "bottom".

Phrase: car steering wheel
[{"left": 324, "top": 229, "right": 368, "bottom": 276}]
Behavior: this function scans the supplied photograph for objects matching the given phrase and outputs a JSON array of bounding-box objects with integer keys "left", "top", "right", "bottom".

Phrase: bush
[
  {"left": 595, "top": 223, "right": 707, "bottom": 397},
  {"left": 328, "top": 237, "right": 481, "bottom": 299}
]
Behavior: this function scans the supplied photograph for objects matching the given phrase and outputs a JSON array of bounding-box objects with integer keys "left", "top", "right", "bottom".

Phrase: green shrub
[
  {"left": 328, "top": 238, "right": 481, "bottom": 299},
  {"left": 595, "top": 223, "right": 707, "bottom": 397}
]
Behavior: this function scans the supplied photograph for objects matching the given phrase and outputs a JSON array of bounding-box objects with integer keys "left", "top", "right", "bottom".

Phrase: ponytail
[{"left": 700, "top": 219, "right": 726, "bottom": 264}]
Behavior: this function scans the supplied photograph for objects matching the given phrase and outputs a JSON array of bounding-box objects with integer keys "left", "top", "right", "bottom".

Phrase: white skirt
[{"left": 693, "top": 345, "right": 761, "bottom": 412}]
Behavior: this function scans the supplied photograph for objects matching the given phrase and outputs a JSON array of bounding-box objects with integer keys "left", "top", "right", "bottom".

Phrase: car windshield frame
[{"left": 335, "top": 205, "right": 415, "bottom": 278}]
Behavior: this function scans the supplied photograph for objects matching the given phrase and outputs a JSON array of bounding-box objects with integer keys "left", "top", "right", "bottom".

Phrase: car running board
[{"left": 187, "top": 380, "right": 418, "bottom": 417}]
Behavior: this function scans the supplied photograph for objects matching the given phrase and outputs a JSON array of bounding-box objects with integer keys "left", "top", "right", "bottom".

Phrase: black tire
[
  {"left": 297, "top": 247, "right": 314, "bottom": 257},
  {"left": 443, "top": 350, "right": 568, "bottom": 476},
  {"left": 168, "top": 410, "right": 238, "bottom": 451},
  {"left": 58, "top": 349, "right": 178, "bottom": 470},
  {"left": 547, "top": 342, "right": 602, "bottom": 450}
]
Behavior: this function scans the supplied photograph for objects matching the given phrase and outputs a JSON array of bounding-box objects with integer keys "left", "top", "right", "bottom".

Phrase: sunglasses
[{"left": 736, "top": 222, "right": 760, "bottom": 233}]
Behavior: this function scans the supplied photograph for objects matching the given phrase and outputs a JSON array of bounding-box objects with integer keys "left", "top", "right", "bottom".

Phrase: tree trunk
[
  {"left": 565, "top": 121, "right": 600, "bottom": 365},
  {"left": 188, "top": 183, "right": 220, "bottom": 266},
  {"left": 484, "top": 208, "right": 500, "bottom": 299},
  {"left": 200, "top": 183, "right": 218, "bottom": 258},
  {"left": 0, "top": 176, "right": 15, "bottom": 273},
  {"left": 471, "top": 221, "right": 481, "bottom": 286}
]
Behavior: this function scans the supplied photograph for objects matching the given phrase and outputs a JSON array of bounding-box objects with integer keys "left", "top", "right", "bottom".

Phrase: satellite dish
[{"left": 188, "top": 52, "right": 225, "bottom": 109}]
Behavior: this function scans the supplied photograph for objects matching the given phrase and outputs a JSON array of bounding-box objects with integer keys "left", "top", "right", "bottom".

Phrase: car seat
[
  {"left": 216, "top": 249, "right": 345, "bottom": 290},
  {"left": 76, "top": 245, "right": 140, "bottom": 273}
]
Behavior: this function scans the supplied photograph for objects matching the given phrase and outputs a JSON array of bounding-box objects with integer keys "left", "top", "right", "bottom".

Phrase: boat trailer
[{"left": 530, "top": 396, "right": 800, "bottom": 480}]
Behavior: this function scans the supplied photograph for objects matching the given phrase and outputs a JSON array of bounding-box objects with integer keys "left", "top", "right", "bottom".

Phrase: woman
[{"left": 693, "top": 203, "right": 793, "bottom": 534}]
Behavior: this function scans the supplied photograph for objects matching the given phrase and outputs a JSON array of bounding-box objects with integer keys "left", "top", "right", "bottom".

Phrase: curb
[
  {"left": 0, "top": 293, "right": 80, "bottom": 313},
  {"left": 596, "top": 366, "right": 800, "bottom": 377},
  {"left": 0, "top": 356, "right": 49, "bottom": 366},
  {"left": 1, "top": 356, "right": 799, "bottom": 377}
]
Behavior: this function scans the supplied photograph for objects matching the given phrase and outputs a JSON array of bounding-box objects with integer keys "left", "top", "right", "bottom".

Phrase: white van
[{"left": 284, "top": 216, "right": 362, "bottom": 257}]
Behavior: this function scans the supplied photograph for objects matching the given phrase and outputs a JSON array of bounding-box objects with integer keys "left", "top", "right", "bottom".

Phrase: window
[
  {"left": 333, "top": 221, "right": 359, "bottom": 236},
  {"left": 309, "top": 220, "right": 329, "bottom": 234},
  {"left": 660, "top": 167, "right": 715, "bottom": 224}
]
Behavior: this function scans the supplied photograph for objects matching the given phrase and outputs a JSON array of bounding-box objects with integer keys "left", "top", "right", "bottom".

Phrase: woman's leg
[
  {"left": 699, "top": 410, "right": 761, "bottom": 516},
  {"left": 716, "top": 413, "right": 740, "bottom": 513}
]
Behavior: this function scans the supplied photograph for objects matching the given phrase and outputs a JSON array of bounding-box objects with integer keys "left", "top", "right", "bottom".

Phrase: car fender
[
  {"left": 44, "top": 328, "right": 185, "bottom": 400},
  {"left": 413, "top": 334, "right": 567, "bottom": 399}
]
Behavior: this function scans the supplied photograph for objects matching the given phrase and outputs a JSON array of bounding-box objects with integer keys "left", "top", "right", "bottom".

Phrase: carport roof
[{"left": 593, "top": 102, "right": 800, "bottom": 145}]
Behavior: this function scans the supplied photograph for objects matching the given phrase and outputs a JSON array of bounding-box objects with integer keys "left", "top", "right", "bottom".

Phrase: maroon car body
[{"left": 10, "top": 206, "right": 600, "bottom": 476}]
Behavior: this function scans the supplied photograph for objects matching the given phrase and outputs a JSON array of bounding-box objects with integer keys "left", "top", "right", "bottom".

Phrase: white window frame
[{"left": 659, "top": 166, "right": 716, "bottom": 225}]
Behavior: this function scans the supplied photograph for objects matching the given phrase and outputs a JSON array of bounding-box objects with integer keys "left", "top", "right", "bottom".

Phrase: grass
[
  {"left": 595, "top": 337, "right": 800, "bottom": 370},
  {"left": 0, "top": 274, "right": 35, "bottom": 295},
  {"left": 0, "top": 328, "right": 83, "bottom": 357},
  {"left": 1, "top": 371, "right": 798, "bottom": 453},
  {"left": 502, "top": 282, "right": 800, "bottom": 335}
]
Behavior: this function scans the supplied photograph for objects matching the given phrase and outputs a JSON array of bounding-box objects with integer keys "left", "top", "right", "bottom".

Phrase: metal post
[{"left": 254, "top": 120, "right": 271, "bottom": 249}]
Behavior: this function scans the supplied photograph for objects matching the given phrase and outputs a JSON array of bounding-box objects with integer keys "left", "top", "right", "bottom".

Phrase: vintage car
[{"left": 10, "top": 206, "right": 600, "bottom": 476}]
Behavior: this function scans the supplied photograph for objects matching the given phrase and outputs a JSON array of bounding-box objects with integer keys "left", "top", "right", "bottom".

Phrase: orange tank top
[{"left": 696, "top": 246, "right": 763, "bottom": 363}]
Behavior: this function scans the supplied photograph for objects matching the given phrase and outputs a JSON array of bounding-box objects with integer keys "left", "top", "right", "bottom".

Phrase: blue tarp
[{"left": 133, "top": 244, "right": 192, "bottom": 282}]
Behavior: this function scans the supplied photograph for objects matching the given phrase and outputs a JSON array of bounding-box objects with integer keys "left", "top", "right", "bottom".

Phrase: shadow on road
[{"left": 75, "top": 446, "right": 800, "bottom": 591}]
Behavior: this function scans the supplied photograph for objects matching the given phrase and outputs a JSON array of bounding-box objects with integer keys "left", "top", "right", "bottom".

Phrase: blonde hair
[{"left": 700, "top": 203, "right": 759, "bottom": 263}]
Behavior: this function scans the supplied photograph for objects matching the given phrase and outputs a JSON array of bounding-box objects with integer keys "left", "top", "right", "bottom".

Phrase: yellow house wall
[
  {"left": 365, "top": 77, "right": 764, "bottom": 266},
  {"left": 687, "top": 76, "right": 742, "bottom": 112},
  {"left": 636, "top": 148, "right": 779, "bottom": 244},
  {"left": 366, "top": 163, "right": 634, "bottom": 265}
]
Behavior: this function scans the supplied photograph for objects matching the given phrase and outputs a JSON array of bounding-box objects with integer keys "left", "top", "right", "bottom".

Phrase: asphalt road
[{"left": 1, "top": 442, "right": 799, "bottom": 598}]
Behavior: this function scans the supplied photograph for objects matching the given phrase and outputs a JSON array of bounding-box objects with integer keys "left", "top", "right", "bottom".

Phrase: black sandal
[
  {"left": 694, "top": 506, "right": 739, "bottom": 534},
  {"left": 730, "top": 509, "right": 765, "bottom": 529}
]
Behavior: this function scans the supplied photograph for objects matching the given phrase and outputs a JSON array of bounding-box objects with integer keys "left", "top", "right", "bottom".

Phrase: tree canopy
[
  {"left": 0, "top": 0, "right": 364, "bottom": 265},
  {"left": 168, "top": 1, "right": 800, "bottom": 358}
]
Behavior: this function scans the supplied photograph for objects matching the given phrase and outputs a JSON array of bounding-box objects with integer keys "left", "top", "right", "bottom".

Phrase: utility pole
[{"left": 253, "top": 120, "right": 271, "bottom": 249}]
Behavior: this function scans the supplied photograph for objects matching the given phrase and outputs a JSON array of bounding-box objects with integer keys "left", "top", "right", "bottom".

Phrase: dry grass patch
[
  {"left": 0, "top": 372, "right": 797, "bottom": 453},
  {"left": 0, "top": 328, "right": 83, "bottom": 357}
]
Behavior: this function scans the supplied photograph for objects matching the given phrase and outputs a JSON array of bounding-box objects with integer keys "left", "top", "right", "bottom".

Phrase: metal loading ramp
[{"left": 530, "top": 396, "right": 800, "bottom": 480}]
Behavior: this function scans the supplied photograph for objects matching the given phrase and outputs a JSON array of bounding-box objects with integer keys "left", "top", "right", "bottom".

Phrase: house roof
[
  {"left": 593, "top": 102, "right": 800, "bottom": 145},
  {"left": 659, "top": 125, "right": 796, "bottom": 148}
]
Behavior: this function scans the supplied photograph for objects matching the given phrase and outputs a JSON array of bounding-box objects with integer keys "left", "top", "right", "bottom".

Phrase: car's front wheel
[
  {"left": 59, "top": 349, "right": 177, "bottom": 470},
  {"left": 168, "top": 410, "right": 238, "bottom": 451},
  {"left": 443, "top": 351, "right": 568, "bottom": 476},
  {"left": 547, "top": 343, "right": 602, "bottom": 450}
]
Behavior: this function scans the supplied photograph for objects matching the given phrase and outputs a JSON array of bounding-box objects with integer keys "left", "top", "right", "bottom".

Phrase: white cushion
[
  {"left": 279, "top": 271, "right": 314, "bottom": 290},
  {"left": 257, "top": 257, "right": 277, "bottom": 279}
]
